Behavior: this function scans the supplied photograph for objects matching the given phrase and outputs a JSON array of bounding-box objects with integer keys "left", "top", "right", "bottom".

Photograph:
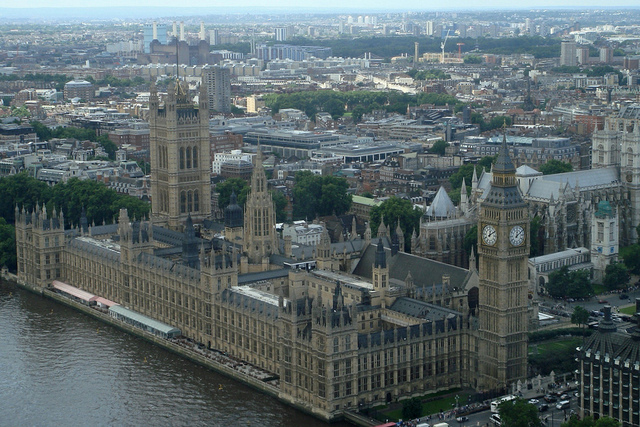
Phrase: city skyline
[{"left": 3, "top": 1, "right": 640, "bottom": 12}]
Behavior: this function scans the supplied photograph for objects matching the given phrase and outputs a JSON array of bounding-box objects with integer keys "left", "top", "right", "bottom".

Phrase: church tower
[
  {"left": 477, "top": 130, "right": 529, "bottom": 391},
  {"left": 243, "top": 145, "right": 278, "bottom": 268},
  {"left": 149, "top": 80, "right": 211, "bottom": 231}
]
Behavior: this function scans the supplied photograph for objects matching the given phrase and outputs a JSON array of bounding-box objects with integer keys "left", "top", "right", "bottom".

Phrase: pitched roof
[
  {"left": 352, "top": 242, "right": 470, "bottom": 290},
  {"left": 426, "top": 186, "right": 456, "bottom": 218}
]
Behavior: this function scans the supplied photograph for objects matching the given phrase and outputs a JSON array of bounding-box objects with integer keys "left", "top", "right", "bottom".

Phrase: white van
[
  {"left": 489, "top": 413, "right": 501, "bottom": 426},
  {"left": 556, "top": 400, "right": 570, "bottom": 410}
]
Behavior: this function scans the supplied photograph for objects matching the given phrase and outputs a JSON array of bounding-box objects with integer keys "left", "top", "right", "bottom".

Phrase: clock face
[
  {"left": 509, "top": 225, "right": 525, "bottom": 246},
  {"left": 482, "top": 225, "right": 497, "bottom": 246}
]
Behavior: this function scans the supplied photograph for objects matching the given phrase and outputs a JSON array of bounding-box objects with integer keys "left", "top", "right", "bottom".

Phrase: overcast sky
[{"left": 4, "top": 0, "right": 640, "bottom": 10}]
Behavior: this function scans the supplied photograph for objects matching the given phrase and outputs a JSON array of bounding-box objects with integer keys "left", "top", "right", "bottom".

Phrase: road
[{"left": 451, "top": 393, "right": 580, "bottom": 427}]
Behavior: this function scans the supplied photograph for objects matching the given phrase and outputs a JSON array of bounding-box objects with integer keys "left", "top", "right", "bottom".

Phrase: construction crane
[{"left": 440, "top": 29, "right": 451, "bottom": 64}]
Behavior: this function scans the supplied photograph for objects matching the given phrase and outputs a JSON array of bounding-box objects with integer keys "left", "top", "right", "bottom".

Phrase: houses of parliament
[{"left": 16, "top": 80, "right": 531, "bottom": 422}]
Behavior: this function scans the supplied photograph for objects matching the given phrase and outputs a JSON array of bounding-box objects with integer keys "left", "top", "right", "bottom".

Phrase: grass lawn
[
  {"left": 620, "top": 305, "right": 637, "bottom": 315},
  {"left": 532, "top": 338, "right": 582, "bottom": 355},
  {"left": 383, "top": 393, "right": 471, "bottom": 421}
]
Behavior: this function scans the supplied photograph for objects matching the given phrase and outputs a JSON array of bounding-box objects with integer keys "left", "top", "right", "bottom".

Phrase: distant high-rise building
[
  {"left": 425, "top": 21, "right": 434, "bottom": 36},
  {"left": 202, "top": 66, "right": 231, "bottom": 113},
  {"left": 210, "top": 29, "right": 219, "bottom": 45},
  {"left": 560, "top": 39, "right": 577, "bottom": 67},
  {"left": 577, "top": 46, "right": 590, "bottom": 65},
  {"left": 599, "top": 47, "right": 613, "bottom": 64},
  {"left": 274, "top": 27, "right": 287, "bottom": 42}
]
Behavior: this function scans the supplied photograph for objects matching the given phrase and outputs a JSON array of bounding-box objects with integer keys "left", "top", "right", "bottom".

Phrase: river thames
[{"left": 0, "top": 280, "right": 352, "bottom": 427}]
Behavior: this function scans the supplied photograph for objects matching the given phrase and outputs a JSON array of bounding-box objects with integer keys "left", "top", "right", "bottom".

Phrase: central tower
[
  {"left": 243, "top": 145, "right": 278, "bottom": 267},
  {"left": 477, "top": 131, "right": 529, "bottom": 390},
  {"left": 149, "top": 80, "right": 211, "bottom": 231}
]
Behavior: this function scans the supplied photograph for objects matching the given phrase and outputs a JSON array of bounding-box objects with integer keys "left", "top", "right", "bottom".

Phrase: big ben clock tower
[{"left": 477, "top": 130, "right": 529, "bottom": 391}]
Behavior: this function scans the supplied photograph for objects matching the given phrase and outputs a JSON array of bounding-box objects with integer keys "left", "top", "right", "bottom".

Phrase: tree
[
  {"left": 546, "top": 266, "right": 593, "bottom": 299},
  {"left": 97, "top": 135, "right": 118, "bottom": 160},
  {"left": 271, "top": 190, "right": 288, "bottom": 223},
  {"left": 401, "top": 397, "right": 422, "bottom": 420},
  {"left": 571, "top": 306, "right": 590, "bottom": 330},
  {"left": 0, "top": 173, "right": 52, "bottom": 224},
  {"left": 370, "top": 196, "right": 422, "bottom": 250},
  {"left": 621, "top": 244, "right": 640, "bottom": 275},
  {"left": 0, "top": 218, "right": 16, "bottom": 272},
  {"left": 292, "top": 171, "right": 351, "bottom": 220},
  {"left": 540, "top": 159, "right": 573, "bottom": 175},
  {"left": 498, "top": 398, "right": 542, "bottom": 427},
  {"left": 216, "top": 178, "right": 250, "bottom": 211},
  {"left": 603, "top": 262, "right": 630, "bottom": 291},
  {"left": 463, "top": 225, "right": 478, "bottom": 255},
  {"left": 428, "top": 140, "right": 449, "bottom": 155}
]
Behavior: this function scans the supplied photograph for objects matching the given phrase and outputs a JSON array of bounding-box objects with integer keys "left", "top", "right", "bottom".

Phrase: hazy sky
[{"left": 5, "top": 0, "right": 640, "bottom": 10}]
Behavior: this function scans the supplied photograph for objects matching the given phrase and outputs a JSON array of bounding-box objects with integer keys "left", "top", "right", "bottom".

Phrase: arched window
[
  {"left": 598, "top": 144, "right": 604, "bottom": 164},
  {"left": 194, "top": 190, "right": 199, "bottom": 212},
  {"left": 180, "top": 148, "right": 185, "bottom": 169},
  {"left": 180, "top": 192, "right": 186, "bottom": 213},
  {"left": 186, "top": 147, "right": 192, "bottom": 169},
  {"left": 628, "top": 148, "right": 634, "bottom": 167},
  {"left": 192, "top": 147, "right": 198, "bottom": 169},
  {"left": 187, "top": 191, "right": 193, "bottom": 212}
]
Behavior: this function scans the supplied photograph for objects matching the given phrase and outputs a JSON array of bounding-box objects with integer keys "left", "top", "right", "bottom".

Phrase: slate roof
[
  {"left": 542, "top": 167, "right": 620, "bottom": 189},
  {"left": 352, "top": 241, "right": 470, "bottom": 290},
  {"left": 390, "top": 297, "right": 461, "bottom": 320}
]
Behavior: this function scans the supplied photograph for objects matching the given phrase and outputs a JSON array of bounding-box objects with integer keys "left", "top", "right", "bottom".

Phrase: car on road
[
  {"left": 544, "top": 395, "right": 557, "bottom": 403},
  {"left": 598, "top": 299, "right": 608, "bottom": 304},
  {"left": 620, "top": 294, "right": 629, "bottom": 300},
  {"left": 456, "top": 416, "right": 469, "bottom": 422},
  {"left": 560, "top": 394, "right": 570, "bottom": 400},
  {"left": 539, "top": 404, "right": 549, "bottom": 412},
  {"left": 528, "top": 398, "right": 539, "bottom": 404}
]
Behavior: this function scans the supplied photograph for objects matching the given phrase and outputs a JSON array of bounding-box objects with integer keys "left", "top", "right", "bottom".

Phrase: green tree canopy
[
  {"left": 0, "top": 218, "right": 16, "bottom": 272},
  {"left": 571, "top": 306, "right": 590, "bottom": 329},
  {"left": 546, "top": 266, "right": 594, "bottom": 299},
  {"left": 271, "top": 190, "right": 289, "bottom": 223},
  {"left": 428, "top": 140, "right": 449, "bottom": 155},
  {"left": 603, "top": 262, "right": 630, "bottom": 291},
  {"left": 370, "top": 196, "right": 422, "bottom": 250},
  {"left": 539, "top": 159, "right": 573, "bottom": 175},
  {"left": 292, "top": 171, "right": 352, "bottom": 220},
  {"left": 621, "top": 244, "right": 640, "bottom": 275},
  {"left": 498, "top": 398, "right": 542, "bottom": 427},
  {"left": 0, "top": 174, "right": 149, "bottom": 229},
  {"left": 401, "top": 397, "right": 422, "bottom": 420},
  {"left": 216, "top": 178, "right": 250, "bottom": 211},
  {"left": 561, "top": 416, "right": 620, "bottom": 427}
]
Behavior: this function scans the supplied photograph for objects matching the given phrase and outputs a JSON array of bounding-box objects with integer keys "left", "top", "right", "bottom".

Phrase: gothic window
[
  {"left": 186, "top": 147, "right": 192, "bottom": 169},
  {"left": 180, "top": 148, "right": 185, "bottom": 169},
  {"left": 192, "top": 147, "right": 198, "bottom": 168},
  {"left": 598, "top": 222, "right": 604, "bottom": 242},
  {"left": 194, "top": 190, "right": 199, "bottom": 212},
  {"left": 598, "top": 145, "right": 604, "bottom": 164},
  {"left": 180, "top": 192, "right": 186, "bottom": 213},
  {"left": 187, "top": 191, "right": 193, "bottom": 212},
  {"left": 629, "top": 148, "right": 634, "bottom": 167}
]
